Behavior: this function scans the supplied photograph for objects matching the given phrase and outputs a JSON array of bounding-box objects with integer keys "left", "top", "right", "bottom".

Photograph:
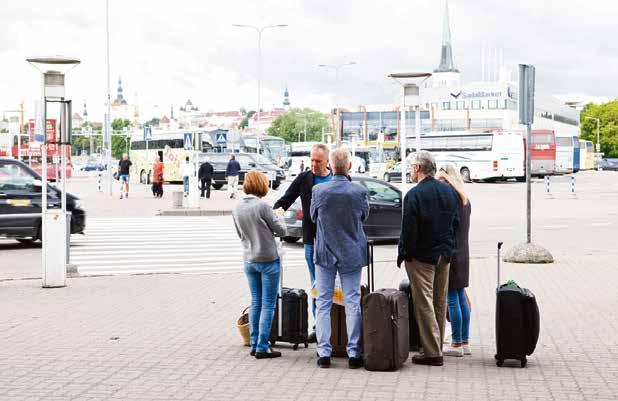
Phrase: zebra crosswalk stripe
[{"left": 71, "top": 217, "right": 307, "bottom": 276}]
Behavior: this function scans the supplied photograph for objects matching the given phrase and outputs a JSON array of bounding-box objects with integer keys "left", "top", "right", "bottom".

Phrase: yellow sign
[{"left": 7, "top": 199, "right": 32, "bottom": 207}]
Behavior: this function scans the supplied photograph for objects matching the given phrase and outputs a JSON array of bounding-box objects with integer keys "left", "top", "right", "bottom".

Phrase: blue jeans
[
  {"left": 244, "top": 259, "right": 281, "bottom": 353},
  {"left": 183, "top": 176, "right": 189, "bottom": 194},
  {"left": 315, "top": 265, "right": 363, "bottom": 358},
  {"left": 447, "top": 288, "right": 470, "bottom": 344},
  {"left": 304, "top": 244, "right": 317, "bottom": 324}
]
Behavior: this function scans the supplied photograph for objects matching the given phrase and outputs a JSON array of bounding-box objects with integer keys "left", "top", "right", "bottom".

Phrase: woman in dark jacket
[{"left": 437, "top": 164, "right": 471, "bottom": 357}]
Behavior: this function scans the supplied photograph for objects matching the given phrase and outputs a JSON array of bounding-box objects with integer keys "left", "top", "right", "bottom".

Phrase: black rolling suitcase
[
  {"left": 495, "top": 242, "right": 540, "bottom": 368},
  {"left": 269, "top": 244, "right": 309, "bottom": 350},
  {"left": 398, "top": 280, "right": 421, "bottom": 352},
  {"left": 362, "top": 241, "right": 410, "bottom": 371}
]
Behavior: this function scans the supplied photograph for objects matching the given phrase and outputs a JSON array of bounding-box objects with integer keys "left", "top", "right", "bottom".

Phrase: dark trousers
[
  {"left": 200, "top": 179, "right": 211, "bottom": 198},
  {"left": 152, "top": 183, "right": 163, "bottom": 197}
]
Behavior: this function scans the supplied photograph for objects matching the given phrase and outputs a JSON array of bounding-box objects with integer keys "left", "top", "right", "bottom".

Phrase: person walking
[
  {"left": 117, "top": 153, "right": 132, "bottom": 199},
  {"left": 152, "top": 155, "right": 164, "bottom": 198},
  {"left": 226, "top": 154, "right": 241, "bottom": 199},
  {"left": 198, "top": 157, "right": 214, "bottom": 198},
  {"left": 232, "top": 171, "right": 287, "bottom": 359},
  {"left": 397, "top": 151, "right": 459, "bottom": 367},
  {"left": 310, "top": 147, "right": 369, "bottom": 369},
  {"left": 273, "top": 143, "right": 332, "bottom": 344},
  {"left": 181, "top": 157, "right": 195, "bottom": 197},
  {"left": 437, "top": 164, "right": 472, "bottom": 357}
]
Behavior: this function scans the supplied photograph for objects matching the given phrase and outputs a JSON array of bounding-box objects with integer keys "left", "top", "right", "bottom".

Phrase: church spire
[
  {"left": 283, "top": 85, "right": 290, "bottom": 108},
  {"left": 434, "top": 0, "right": 458, "bottom": 73}
]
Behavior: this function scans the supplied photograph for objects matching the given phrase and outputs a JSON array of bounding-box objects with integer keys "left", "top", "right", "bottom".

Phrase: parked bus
[
  {"left": 242, "top": 135, "right": 290, "bottom": 168},
  {"left": 555, "top": 135, "right": 574, "bottom": 174},
  {"left": 408, "top": 131, "right": 525, "bottom": 182},
  {"left": 572, "top": 136, "right": 581, "bottom": 173},
  {"left": 530, "top": 130, "right": 556, "bottom": 176},
  {"left": 583, "top": 140, "right": 595, "bottom": 170},
  {"left": 130, "top": 130, "right": 193, "bottom": 184}
]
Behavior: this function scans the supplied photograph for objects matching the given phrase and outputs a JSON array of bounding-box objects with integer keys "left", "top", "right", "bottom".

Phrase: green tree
[
  {"left": 266, "top": 108, "right": 330, "bottom": 143},
  {"left": 580, "top": 101, "right": 618, "bottom": 158},
  {"left": 111, "top": 118, "right": 132, "bottom": 159},
  {"left": 239, "top": 110, "right": 256, "bottom": 130}
]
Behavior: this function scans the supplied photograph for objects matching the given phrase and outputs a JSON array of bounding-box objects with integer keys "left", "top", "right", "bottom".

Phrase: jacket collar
[{"left": 333, "top": 175, "right": 349, "bottom": 181}]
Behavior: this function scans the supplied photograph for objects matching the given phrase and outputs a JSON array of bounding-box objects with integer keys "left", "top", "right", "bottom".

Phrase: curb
[{"left": 156, "top": 209, "right": 232, "bottom": 216}]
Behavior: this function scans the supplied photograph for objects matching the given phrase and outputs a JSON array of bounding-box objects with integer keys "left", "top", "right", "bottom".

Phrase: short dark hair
[
  {"left": 185, "top": 157, "right": 189, "bottom": 162},
  {"left": 230, "top": 154, "right": 236, "bottom": 160}
]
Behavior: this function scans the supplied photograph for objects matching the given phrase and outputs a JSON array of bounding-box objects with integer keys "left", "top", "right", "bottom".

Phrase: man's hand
[{"left": 275, "top": 207, "right": 285, "bottom": 217}]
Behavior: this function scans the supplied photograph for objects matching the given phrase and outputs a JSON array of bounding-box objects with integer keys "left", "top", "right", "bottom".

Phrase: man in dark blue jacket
[
  {"left": 397, "top": 151, "right": 459, "bottom": 367},
  {"left": 273, "top": 143, "right": 332, "bottom": 343},
  {"left": 225, "top": 154, "right": 241, "bottom": 199}
]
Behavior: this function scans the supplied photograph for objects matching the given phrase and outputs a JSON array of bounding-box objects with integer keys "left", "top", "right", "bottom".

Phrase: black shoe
[
  {"left": 250, "top": 350, "right": 256, "bottom": 356},
  {"left": 255, "top": 350, "right": 282, "bottom": 359},
  {"left": 307, "top": 332, "right": 317, "bottom": 344},
  {"left": 317, "top": 357, "right": 331, "bottom": 368},
  {"left": 348, "top": 357, "right": 363, "bottom": 369}
]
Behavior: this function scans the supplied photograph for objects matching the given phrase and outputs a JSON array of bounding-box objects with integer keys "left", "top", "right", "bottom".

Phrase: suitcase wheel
[
  {"left": 496, "top": 359, "right": 504, "bottom": 367},
  {"left": 270, "top": 340, "right": 276, "bottom": 347},
  {"left": 520, "top": 357, "right": 527, "bottom": 368},
  {"left": 293, "top": 344, "right": 299, "bottom": 351}
]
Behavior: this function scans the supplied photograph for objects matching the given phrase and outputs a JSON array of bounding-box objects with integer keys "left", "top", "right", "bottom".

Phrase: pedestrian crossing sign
[
  {"left": 184, "top": 132, "right": 193, "bottom": 150},
  {"left": 216, "top": 132, "right": 227, "bottom": 145}
]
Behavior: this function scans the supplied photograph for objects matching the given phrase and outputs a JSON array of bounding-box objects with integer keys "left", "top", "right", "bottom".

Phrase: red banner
[{"left": 46, "top": 119, "right": 56, "bottom": 143}]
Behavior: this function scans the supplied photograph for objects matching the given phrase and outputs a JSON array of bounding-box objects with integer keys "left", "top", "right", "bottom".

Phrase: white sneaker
[
  {"left": 443, "top": 345, "right": 464, "bottom": 357},
  {"left": 463, "top": 344, "right": 471, "bottom": 355}
]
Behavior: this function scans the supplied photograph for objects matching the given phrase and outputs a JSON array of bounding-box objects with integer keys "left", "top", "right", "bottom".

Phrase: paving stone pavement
[{"left": 1, "top": 253, "right": 617, "bottom": 401}]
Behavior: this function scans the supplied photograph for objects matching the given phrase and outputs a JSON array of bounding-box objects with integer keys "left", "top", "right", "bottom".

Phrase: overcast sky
[{"left": 1, "top": 0, "right": 617, "bottom": 121}]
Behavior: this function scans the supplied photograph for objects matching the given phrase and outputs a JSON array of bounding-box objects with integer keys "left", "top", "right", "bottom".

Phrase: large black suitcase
[
  {"left": 398, "top": 280, "right": 421, "bottom": 352},
  {"left": 362, "top": 241, "right": 410, "bottom": 371},
  {"left": 495, "top": 242, "right": 540, "bottom": 368},
  {"left": 269, "top": 243, "right": 309, "bottom": 350}
]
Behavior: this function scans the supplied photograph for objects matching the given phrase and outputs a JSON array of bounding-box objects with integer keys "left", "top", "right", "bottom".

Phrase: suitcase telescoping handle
[
  {"left": 497, "top": 241, "right": 503, "bottom": 288},
  {"left": 278, "top": 238, "right": 284, "bottom": 337},
  {"left": 367, "top": 240, "right": 375, "bottom": 293}
]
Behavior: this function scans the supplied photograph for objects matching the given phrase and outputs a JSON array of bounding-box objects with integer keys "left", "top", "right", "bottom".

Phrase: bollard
[
  {"left": 570, "top": 175, "right": 577, "bottom": 198},
  {"left": 97, "top": 172, "right": 102, "bottom": 192},
  {"left": 545, "top": 176, "right": 552, "bottom": 198}
]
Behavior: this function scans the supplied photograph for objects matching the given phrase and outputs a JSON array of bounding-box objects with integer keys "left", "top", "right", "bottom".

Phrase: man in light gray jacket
[{"left": 310, "top": 147, "right": 369, "bottom": 369}]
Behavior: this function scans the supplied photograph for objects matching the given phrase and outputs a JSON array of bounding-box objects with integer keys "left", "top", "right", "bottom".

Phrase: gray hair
[
  {"left": 330, "top": 147, "right": 351, "bottom": 175},
  {"left": 410, "top": 151, "right": 437, "bottom": 177},
  {"left": 311, "top": 143, "right": 330, "bottom": 159}
]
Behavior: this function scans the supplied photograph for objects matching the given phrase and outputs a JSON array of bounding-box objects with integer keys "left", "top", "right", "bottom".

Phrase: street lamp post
[
  {"left": 26, "top": 56, "right": 80, "bottom": 288},
  {"left": 319, "top": 62, "right": 356, "bottom": 147},
  {"left": 232, "top": 23, "right": 288, "bottom": 154},
  {"left": 387, "top": 72, "right": 432, "bottom": 191},
  {"left": 105, "top": 0, "right": 113, "bottom": 196},
  {"left": 585, "top": 116, "right": 601, "bottom": 154}
]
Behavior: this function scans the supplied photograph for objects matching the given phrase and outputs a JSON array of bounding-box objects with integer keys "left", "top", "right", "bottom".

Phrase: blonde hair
[
  {"left": 243, "top": 170, "right": 269, "bottom": 198},
  {"left": 437, "top": 164, "right": 469, "bottom": 205}
]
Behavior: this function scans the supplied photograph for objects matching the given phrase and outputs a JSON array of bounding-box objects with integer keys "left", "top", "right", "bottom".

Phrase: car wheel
[
  {"left": 272, "top": 181, "right": 280, "bottom": 190},
  {"left": 516, "top": 176, "right": 526, "bottom": 183},
  {"left": 16, "top": 238, "right": 37, "bottom": 245},
  {"left": 460, "top": 167, "right": 471, "bottom": 183},
  {"left": 212, "top": 183, "right": 223, "bottom": 190},
  {"left": 283, "top": 236, "right": 300, "bottom": 243},
  {"left": 383, "top": 173, "right": 390, "bottom": 182}
]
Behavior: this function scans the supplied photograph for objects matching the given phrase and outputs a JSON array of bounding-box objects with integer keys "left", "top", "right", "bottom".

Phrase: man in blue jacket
[
  {"left": 397, "top": 151, "right": 459, "bottom": 367},
  {"left": 310, "top": 147, "right": 369, "bottom": 369},
  {"left": 225, "top": 154, "right": 241, "bottom": 199}
]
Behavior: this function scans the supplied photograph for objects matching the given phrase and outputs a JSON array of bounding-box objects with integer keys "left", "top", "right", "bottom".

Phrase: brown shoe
[{"left": 412, "top": 355, "right": 443, "bottom": 366}]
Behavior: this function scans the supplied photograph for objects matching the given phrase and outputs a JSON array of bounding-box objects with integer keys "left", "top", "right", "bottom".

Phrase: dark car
[
  {"left": 595, "top": 158, "right": 618, "bottom": 171},
  {"left": 81, "top": 163, "right": 106, "bottom": 172},
  {"left": 281, "top": 176, "right": 402, "bottom": 243},
  {"left": 0, "top": 158, "right": 86, "bottom": 244},
  {"left": 199, "top": 152, "right": 286, "bottom": 190},
  {"left": 382, "top": 162, "right": 411, "bottom": 183}
]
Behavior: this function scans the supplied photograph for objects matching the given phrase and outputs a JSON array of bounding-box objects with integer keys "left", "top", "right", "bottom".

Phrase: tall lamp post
[
  {"left": 585, "top": 116, "right": 601, "bottom": 154},
  {"left": 232, "top": 23, "right": 288, "bottom": 154},
  {"left": 319, "top": 62, "right": 356, "bottom": 147},
  {"left": 26, "top": 56, "right": 80, "bottom": 288},
  {"left": 387, "top": 72, "right": 431, "bottom": 191}
]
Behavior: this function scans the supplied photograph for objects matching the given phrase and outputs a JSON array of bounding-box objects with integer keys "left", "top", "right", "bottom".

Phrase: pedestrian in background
[
  {"left": 117, "top": 153, "right": 132, "bottom": 199},
  {"left": 310, "top": 147, "right": 369, "bottom": 369},
  {"left": 437, "top": 164, "right": 472, "bottom": 357},
  {"left": 397, "top": 151, "right": 459, "bottom": 367},
  {"left": 152, "top": 155, "right": 164, "bottom": 198},
  {"left": 232, "top": 171, "right": 287, "bottom": 359},
  {"left": 226, "top": 154, "right": 241, "bottom": 199},
  {"left": 273, "top": 143, "right": 333, "bottom": 344},
  {"left": 198, "top": 157, "right": 214, "bottom": 199},
  {"left": 181, "top": 157, "right": 195, "bottom": 197}
]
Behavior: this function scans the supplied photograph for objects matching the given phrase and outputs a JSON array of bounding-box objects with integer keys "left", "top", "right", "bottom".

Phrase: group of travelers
[{"left": 233, "top": 143, "right": 471, "bottom": 368}]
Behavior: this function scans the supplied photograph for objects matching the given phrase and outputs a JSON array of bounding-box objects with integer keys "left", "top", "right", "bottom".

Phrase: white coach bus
[{"left": 408, "top": 131, "right": 525, "bottom": 182}]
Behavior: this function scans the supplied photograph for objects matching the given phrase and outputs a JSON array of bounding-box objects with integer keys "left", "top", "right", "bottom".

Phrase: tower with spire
[
  {"left": 83, "top": 99, "right": 88, "bottom": 122},
  {"left": 283, "top": 85, "right": 290, "bottom": 110},
  {"left": 111, "top": 76, "right": 132, "bottom": 121},
  {"left": 433, "top": 0, "right": 461, "bottom": 88}
]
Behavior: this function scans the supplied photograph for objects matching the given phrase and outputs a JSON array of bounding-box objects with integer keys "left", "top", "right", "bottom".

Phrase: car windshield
[{"left": 252, "top": 154, "right": 276, "bottom": 167}]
